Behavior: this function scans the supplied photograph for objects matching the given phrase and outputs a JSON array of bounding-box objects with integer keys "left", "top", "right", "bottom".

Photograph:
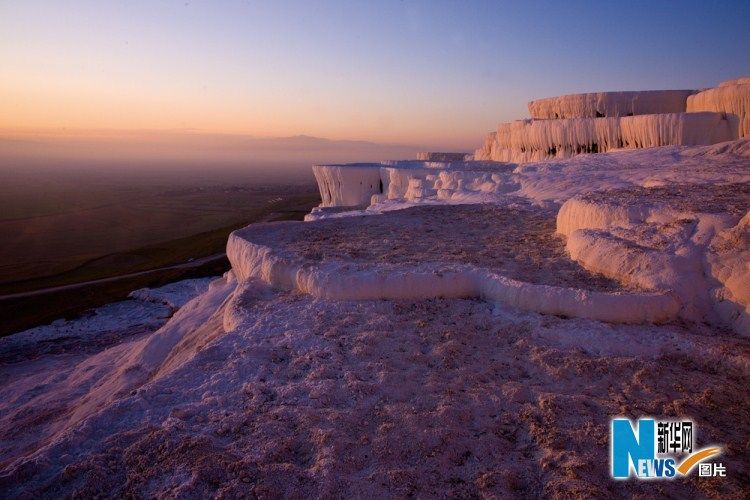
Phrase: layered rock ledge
[{"left": 228, "top": 204, "right": 680, "bottom": 324}]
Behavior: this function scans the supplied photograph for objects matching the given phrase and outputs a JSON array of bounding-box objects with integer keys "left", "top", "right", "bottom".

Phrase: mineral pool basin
[
  {"left": 577, "top": 182, "right": 750, "bottom": 216},
  {"left": 236, "top": 203, "right": 631, "bottom": 292}
]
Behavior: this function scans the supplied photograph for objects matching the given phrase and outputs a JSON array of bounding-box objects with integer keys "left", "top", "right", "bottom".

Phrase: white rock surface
[
  {"left": 556, "top": 183, "right": 749, "bottom": 333},
  {"left": 475, "top": 112, "right": 737, "bottom": 163},
  {"left": 707, "top": 212, "right": 750, "bottom": 335},
  {"left": 1, "top": 140, "right": 748, "bottom": 497},
  {"left": 476, "top": 78, "right": 750, "bottom": 163},
  {"left": 128, "top": 277, "right": 216, "bottom": 309},
  {"left": 311, "top": 163, "right": 383, "bottom": 207},
  {"left": 227, "top": 224, "right": 678, "bottom": 324},
  {"left": 2, "top": 76, "right": 750, "bottom": 498},
  {"left": 1, "top": 277, "right": 215, "bottom": 354},
  {"left": 315, "top": 141, "right": 749, "bottom": 210},
  {"left": 719, "top": 77, "right": 750, "bottom": 87},
  {"left": 307, "top": 141, "right": 750, "bottom": 334},
  {"left": 528, "top": 90, "right": 694, "bottom": 119},
  {"left": 687, "top": 78, "right": 750, "bottom": 137},
  {"left": 3, "top": 275, "right": 748, "bottom": 497}
]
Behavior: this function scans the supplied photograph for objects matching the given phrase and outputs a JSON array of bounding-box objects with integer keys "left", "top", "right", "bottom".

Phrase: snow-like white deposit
[
  {"left": 475, "top": 112, "right": 737, "bottom": 162},
  {"left": 4, "top": 75, "right": 750, "bottom": 497},
  {"left": 557, "top": 183, "right": 749, "bottom": 331},
  {"left": 315, "top": 141, "right": 750, "bottom": 211},
  {"left": 527, "top": 89, "right": 695, "bottom": 119},
  {"left": 227, "top": 207, "right": 679, "bottom": 325},
  {"left": 719, "top": 77, "right": 750, "bottom": 87},
  {"left": 687, "top": 78, "right": 750, "bottom": 137},
  {"left": 310, "top": 160, "right": 515, "bottom": 212},
  {"left": 476, "top": 78, "right": 750, "bottom": 163},
  {"left": 0, "top": 278, "right": 215, "bottom": 356},
  {"left": 128, "top": 278, "right": 216, "bottom": 310},
  {"left": 2, "top": 271, "right": 748, "bottom": 497},
  {"left": 311, "top": 163, "right": 383, "bottom": 207},
  {"left": 1, "top": 139, "right": 748, "bottom": 497},
  {"left": 307, "top": 141, "right": 750, "bottom": 335}
]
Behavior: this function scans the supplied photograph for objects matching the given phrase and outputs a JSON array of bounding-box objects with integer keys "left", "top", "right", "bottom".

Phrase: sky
[{"left": 1, "top": 0, "right": 749, "bottom": 152}]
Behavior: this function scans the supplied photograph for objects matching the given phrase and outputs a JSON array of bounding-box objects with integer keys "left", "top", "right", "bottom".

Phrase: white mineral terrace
[
  {"left": 311, "top": 160, "right": 513, "bottom": 208},
  {"left": 477, "top": 77, "right": 750, "bottom": 163},
  {"left": 475, "top": 112, "right": 737, "bottom": 163},
  {"left": 301, "top": 141, "right": 750, "bottom": 335},
  {"left": 2, "top": 90, "right": 749, "bottom": 498},
  {"left": 311, "top": 163, "right": 384, "bottom": 207},
  {"left": 527, "top": 89, "right": 695, "bottom": 119},
  {"left": 228, "top": 204, "right": 679, "bottom": 325},
  {"left": 688, "top": 79, "right": 750, "bottom": 137}
]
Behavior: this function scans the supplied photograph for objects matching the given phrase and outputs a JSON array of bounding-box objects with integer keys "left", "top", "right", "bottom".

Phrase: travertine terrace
[
  {"left": 305, "top": 79, "right": 750, "bottom": 335},
  {"left": 1, "top": 79, "right": 748, "bottom": 498},
  {"left": 476, "top": 78, "right": 750, "bottom": 163},
  {"left": 527, "top": 89, "right": 695, "bottom": 119}
]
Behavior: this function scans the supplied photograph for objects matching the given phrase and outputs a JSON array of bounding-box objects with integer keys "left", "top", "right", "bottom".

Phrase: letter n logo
[{"left": 611, "top": 418, "right": 655, "bottom": 478}]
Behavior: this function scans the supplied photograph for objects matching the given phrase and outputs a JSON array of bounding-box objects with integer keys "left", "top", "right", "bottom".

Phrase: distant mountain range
[{"left": 0, "top": 131, "right": 427, "bottom": 168}]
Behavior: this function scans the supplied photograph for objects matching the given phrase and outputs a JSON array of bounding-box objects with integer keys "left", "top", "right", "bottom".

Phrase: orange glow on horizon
[{"left": 0, "top": 73, "right": 483, "bottom": 150}]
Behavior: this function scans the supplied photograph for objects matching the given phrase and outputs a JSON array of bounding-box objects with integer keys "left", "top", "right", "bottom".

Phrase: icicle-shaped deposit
[
  {"left": 687, "top": 79, "right": 750, "bottom": 137},
  {"left": 312, "top": 163, "right": 384, "bottom": 207},
  {"left": 528, "top": 90, "right": 695, "bottom": 119},
  {"left": 475, "top": 112, "right": 737, "bottom": 163}
]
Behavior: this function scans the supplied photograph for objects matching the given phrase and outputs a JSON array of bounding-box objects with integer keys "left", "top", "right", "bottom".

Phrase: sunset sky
[{"left": 2, "top": 0, "right": 750, "bottom": 151}]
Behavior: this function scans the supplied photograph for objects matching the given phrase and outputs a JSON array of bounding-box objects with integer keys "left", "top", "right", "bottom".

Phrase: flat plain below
[{"left": 0, "top": 164, "right": 320, "bottom": 335}]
